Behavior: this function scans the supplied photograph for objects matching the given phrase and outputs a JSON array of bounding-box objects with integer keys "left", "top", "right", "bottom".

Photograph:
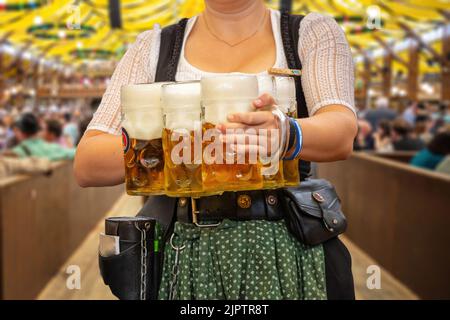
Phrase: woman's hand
[
  {"left": 216, "top": 93, "right": 358, "bottom": 162},
  {"left": 216, "top": 93, "right": 285, "bottom": 158},
  {"left": 217, "top": 93, "right": 279, "bottom": 130}
]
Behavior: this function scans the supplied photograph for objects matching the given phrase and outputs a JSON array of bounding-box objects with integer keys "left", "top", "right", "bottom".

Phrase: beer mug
[
  {"left": 201, "top": 75, "right": 263, "bottom": 192},
  {"left": 274, "top": 76, "right": 300, "bottom": 187},
  {"left": 257, "top": 75, "right": 284, "bottom": 189},
  {"left": 161, "top": 81, "right": 203, "bottom": 197},
  {"left": 121, "top": 83, "right": 167, "bottom": 195}
]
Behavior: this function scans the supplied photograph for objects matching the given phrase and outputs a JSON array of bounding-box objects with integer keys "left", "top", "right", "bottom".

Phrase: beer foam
[
  {"left": 161, "top": 81, "right": 201, "bottom": 111},
  {"left": 257, "top": 75, "right": 275, "bottom": 96},
  {"left": 204, "top": 101, "right": 254, "bottom": 125},
  {"left": 274, "top": 77, "right": 296, "bottom": 115},
  {"left": 201, "top": 75, "right": 259, "bottom": 101},
  {"left": 122, "top": 109, "right": 164, "bottom": 140},
  {"left": 165, "top": 110, "right": 201, "bottom": 131},
  {"left": 274, "top": 77, "right": 296, "bottom": 101},
  {"left": 201, "top": 75, "right": 258, "bottom": 125},
  {"left": 121, "top": 82, "right": 170, "bottom": 110}
]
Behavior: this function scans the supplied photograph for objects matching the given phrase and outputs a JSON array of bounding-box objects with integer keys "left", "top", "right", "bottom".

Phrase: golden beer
[
  {"left": 282, "top": 159, "right": 299, "bottom": 186},
  {"left": 124, "top": 137, "right": 165, "bottom": 195},
  {"left": 202, "top": 122, "right": 263, "bottom": 192},
  {"left": 262, "top": 161, "right": 284, "bottom": 189},
  {"left": 121, "top": 83, "right": 168, "bottom": 195},
  {"left": 201, "top": 75, "right": 263, "bottom": 193},
  {"left": 163, "top": 128, "right": 202, "bottom": 196},
  {"left": 161, "top": 81, "right": 205, "bottom": 197}
]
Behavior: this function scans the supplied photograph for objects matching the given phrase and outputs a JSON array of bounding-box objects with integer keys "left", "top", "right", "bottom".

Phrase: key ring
[{"left": 170, "top": 233, "right": 186, "bottom": 251}]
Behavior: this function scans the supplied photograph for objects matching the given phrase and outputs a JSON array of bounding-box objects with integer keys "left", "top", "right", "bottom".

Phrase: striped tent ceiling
[{"left": 0, "top": 0, "right": 448, "bottom": 74}]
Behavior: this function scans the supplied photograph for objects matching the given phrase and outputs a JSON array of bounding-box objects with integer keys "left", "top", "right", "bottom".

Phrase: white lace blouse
[{"left": 87, "top": 10, "right": 355, "bottom": 135}]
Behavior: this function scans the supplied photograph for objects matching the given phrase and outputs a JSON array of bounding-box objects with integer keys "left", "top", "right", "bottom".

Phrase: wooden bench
[
  {"left": 370, "top": 151, "right": 417, "bottom": 164},
  {"left": 317, "top": 152, "right": 450, "bottom": 299},
  {"left": 0, "top": 161, "right": 123, "bottom": 299}
]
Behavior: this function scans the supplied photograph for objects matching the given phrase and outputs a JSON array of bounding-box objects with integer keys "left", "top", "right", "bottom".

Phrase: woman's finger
[
  {"left": 217, "top": 122, "right": 269, "bottom": 133},
  {"left": 253, "top": 93, "right": 276, "bottom": 110},
  {"left": 217, "top": 123, "right": 278, "bottom": 134},
  {"left": 216, "top": 122, "right": 247, "bottom": 132},
  {"left": 220, "top": 129, "right": 280, "bottom": 142},
  {"left": 220, "top": 133, "right": 281, "bottom": 155},
  {"left": 227, "top": 111, "right": 273, "bottom": 125}
]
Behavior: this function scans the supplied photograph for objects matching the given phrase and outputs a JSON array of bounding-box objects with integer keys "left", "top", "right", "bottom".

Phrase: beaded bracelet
[
  {"left": 284, "top": 119, "right": 303, "bottom": 160},
  {"left": 286, "top": 117, "right": 296, "bottom": 152}
]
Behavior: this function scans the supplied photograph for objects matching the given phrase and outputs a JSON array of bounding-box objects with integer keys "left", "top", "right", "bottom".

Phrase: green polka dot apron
[{"left": 158, "top": 219, "right": 327, "bottom": 300}]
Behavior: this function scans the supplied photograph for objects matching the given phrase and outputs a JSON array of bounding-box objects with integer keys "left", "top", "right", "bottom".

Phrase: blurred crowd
[
  {"left": 355, "top": 97, "right": 450, "bottom": 174},
  {"left": 1, "top": 96, "right": 449, "bottom": 179},
  {"left": 0, "top": 100, "right": 94, "bottom": 179}
]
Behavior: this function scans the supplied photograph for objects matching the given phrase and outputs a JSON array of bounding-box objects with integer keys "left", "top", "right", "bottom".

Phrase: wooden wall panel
[
  {"left": 0, "top": 161, "right": 123, "bottom": 299},
  {"left": 317, "top": 153, "right": 450, "bottom": 299},
  {"left": 372, "top": 151, "right": 416, "bottom": 164}
]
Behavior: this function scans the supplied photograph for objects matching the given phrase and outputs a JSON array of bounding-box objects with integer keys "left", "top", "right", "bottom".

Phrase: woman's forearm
[
  {"left": 73, "top": 105, "right": 356, "bottom": 187},
  {"left": 74, "top": 130, "right": 125, "bottom": 187},
  {"left": 297, "top": 105, "right": 357, "bottom": 162}
]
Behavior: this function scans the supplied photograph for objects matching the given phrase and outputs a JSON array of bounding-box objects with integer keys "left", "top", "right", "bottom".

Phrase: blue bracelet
[{"left": 284, "top": 119, "right": 302, "bottom": 160}]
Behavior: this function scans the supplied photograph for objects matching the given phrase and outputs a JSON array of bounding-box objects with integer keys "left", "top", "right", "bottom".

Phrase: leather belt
[{"left": 176, "top": 189, "right": 285, "bottom": 226}]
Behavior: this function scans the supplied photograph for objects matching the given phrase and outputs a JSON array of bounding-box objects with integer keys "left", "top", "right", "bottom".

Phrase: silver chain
[
  {"left": 168, "top": 233, "right": 185, "bottom": 300},
  {"left": 135, "top": 222, "right": 148, "bottom": 301}
]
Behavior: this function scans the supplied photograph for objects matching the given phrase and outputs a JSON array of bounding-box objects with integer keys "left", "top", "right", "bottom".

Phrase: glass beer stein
[
  {"left": 274, "top": 76, "right": 300, "bottom": 187},
  {"left": 257, "top": 75, "right": 284, "bottom": 189},
  {"left": 121, "top": 83, "right": 167, "bottom": 195},
  {"left": 161, "top": 81, "right": 203, "bottom": 197},
  {"left": 201, "top": 75, "right": 263, "bottom": 193}
]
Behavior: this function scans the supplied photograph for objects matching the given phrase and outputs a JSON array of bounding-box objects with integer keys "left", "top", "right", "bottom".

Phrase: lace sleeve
[
  {"left": 86, "top": 29, "right": 160, "bottom": 135},
  {"left": 298, "top": 13, "right": 355, "bottom": 116}
]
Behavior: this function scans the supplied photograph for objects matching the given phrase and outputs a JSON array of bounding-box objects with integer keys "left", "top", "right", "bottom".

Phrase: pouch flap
[{"left": 283, "top": 179, "right": 342, "bottom": 221}]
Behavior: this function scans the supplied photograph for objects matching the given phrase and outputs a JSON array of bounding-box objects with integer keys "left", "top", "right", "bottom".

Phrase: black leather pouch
[
  {"left": 98, "top": 217, "right": 159, "bottom": 300},
  {"left": 99, "top": 243, "right": 141, "bottom": 300},
  {"left": 281, "top": 179, "right": 347, "bottom": 246}
]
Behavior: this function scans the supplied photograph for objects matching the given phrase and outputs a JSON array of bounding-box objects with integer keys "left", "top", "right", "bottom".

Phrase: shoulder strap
[
  {"left": 155, "top": 18, "right": 189, "bottom": 82},
  {"left": 136, "top": 195, "right": 177, "bottom": 239},
  {"left": 142, "top": 19, "right": 189, "bottom": 240},
  {"left": 280, "top": 12, "right": 308, "bottom": 119},
  {"left": 280, "top": 12, "right": 303, "bottom": 69},
  {"left": 280, "top": 12, "right": 311, "bottom": 180}
]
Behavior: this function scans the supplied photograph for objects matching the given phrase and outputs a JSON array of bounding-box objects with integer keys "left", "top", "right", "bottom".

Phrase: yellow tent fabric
[{"left": 0, "top": 0, "right": 448, "bottom": 74}]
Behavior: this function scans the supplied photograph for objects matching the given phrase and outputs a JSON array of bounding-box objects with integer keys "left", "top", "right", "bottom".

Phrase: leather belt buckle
[{"left": 191, "top": 198, "right": 220, "bottom": 228}]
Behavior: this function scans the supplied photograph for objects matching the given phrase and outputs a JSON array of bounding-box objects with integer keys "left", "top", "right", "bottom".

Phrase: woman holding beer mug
[{"left": 75, "top": 0, "right": 357, "bottom": 299}]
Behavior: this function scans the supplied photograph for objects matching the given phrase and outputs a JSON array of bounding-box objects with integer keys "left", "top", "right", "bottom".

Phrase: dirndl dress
[{"left": 158, "top": 219, "right": 327, "bottom": 300}]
